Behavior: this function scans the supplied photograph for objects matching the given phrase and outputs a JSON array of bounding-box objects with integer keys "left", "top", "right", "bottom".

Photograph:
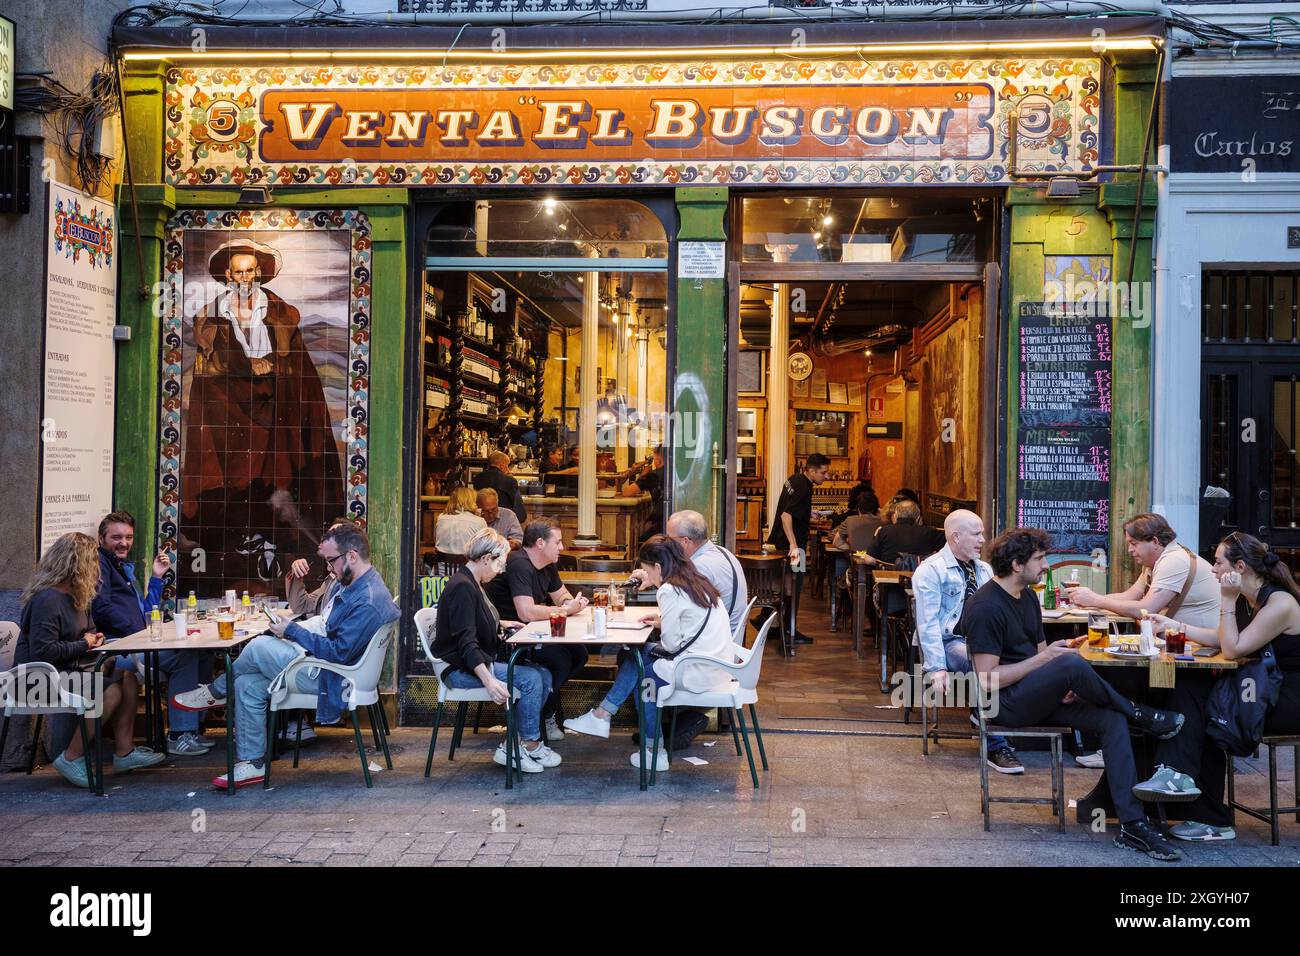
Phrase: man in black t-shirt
[
  {"left": 484, "top": 517, "right": 589, "bottom": 742},
  {"left": 958, "top": 527, "right": 1189, "bottom": 862},
  {"left": 768, "top": 453, "right": 830, "bottom": 649}
]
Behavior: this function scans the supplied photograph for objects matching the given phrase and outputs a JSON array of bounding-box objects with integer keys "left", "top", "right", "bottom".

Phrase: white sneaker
[
  {"left": 280, "top": 718, "right": 317, "bottom": 742},
  {"left": 212, "top": 760, "right": 265, "bottom": 790},
  {"left": 544, "top": 715, "right": 566, "bottom": 742},
  {"left": 524, "top": 742, "right": 562, "bottom": 768},
  {"left": 564, "top": 709, "right": 611, "bottom": 739},
  {"left": 493, "top": 742, "right": 543, "bottom": 773},
  {"left": 173, "top": 683, "right": 226, "bottom": 712},
  {"left": 630, "top": 748, "right": 670, "bottom": 772},
  {"left": 1075, "top": 749, "right": 1105, "bottom": 769}
]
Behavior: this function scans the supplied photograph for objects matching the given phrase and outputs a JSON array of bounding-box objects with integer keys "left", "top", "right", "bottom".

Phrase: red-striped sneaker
[
  {"left": 212, "top": 761, "right": 264, "bottom": 790},
  {"left": 173, "top": 683, "right": 226, "bottom": 712}
]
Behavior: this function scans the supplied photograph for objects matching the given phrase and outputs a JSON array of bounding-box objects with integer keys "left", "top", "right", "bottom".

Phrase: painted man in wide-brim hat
[{"left": 180, "top": 235, "right": 343, "bottom": 590}]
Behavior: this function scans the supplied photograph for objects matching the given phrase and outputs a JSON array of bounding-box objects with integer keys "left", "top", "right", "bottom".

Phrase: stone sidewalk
[{"left": 1, "top": 725, "right": 1297, "bottom": 867}]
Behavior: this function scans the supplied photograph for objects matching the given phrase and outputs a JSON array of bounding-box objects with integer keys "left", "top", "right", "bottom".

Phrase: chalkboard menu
[{"left": 1015, "top": 302, "right": 1112, "bottom": 553}]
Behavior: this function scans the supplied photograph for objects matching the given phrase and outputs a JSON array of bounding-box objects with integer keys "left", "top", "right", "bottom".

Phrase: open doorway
[{"left": 728, "top": 191, "right": 999, "bottom": 723}]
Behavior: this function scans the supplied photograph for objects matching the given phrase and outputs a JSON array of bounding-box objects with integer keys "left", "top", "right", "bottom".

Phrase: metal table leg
[
  {"left": 224, "top": 650, "right": 235, "bottom": 796},
  {"left": 634, "top": 648, "right": 647, "bottom": 791}
]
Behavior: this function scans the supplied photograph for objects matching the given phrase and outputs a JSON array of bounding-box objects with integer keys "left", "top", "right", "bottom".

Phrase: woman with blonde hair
[
  {"left": 435, "top": 484, "right": 488, "bottom": 556},
  {"left": 14, "top": 532, "right": 164, "bottom": 788}
]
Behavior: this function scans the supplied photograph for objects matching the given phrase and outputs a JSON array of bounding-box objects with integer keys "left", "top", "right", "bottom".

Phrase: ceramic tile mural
[
  {"left": 164, "top": 56, "right": 1102, "bottom": 187},
  {"left": 157, "top": 209, "right": 371, "bottom": 602}
]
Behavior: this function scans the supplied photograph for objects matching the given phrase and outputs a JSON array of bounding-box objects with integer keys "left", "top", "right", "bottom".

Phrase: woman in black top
[
  {"left": 430, "top": 528, "right": 560, "bottom": 774},
  {"left": 1146, "top": 532, "right": 1300, "bottom": 841},
  {"left": 15, "top": 532, "right": 163, "bottom": 788}
]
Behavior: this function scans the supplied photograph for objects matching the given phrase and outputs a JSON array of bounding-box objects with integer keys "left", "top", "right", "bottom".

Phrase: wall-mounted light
[{"left": 238, "top": 186, "right": 272, "bottom": 205}]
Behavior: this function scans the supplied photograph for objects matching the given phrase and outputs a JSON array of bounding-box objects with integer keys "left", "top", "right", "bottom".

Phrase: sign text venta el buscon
[{"left": 167, "top": 58, "right": 1102, "bottom": 187}]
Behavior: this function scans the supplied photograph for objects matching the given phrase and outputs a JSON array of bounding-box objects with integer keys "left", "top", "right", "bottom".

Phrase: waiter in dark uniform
[{"left": 768, "top": 453, "right": 830, "bottom": 649}]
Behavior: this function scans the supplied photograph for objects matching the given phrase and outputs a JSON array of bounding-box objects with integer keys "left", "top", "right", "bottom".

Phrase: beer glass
[
  {"left": 1087, "top": 612, "right": 1109, "bottom": 646},
  {"left": 216, "top": 614, "right": 236, "bottom": 641}
]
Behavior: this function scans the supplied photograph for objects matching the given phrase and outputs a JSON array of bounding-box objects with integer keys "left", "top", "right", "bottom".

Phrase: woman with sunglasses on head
[
  {"left": 1140, "top": 532, "right": 1300, "bottom": 841},
  {"left": 563, "top": 534, "right": 735, "bottom": 772},
  {"left": 430, "top": 528, "right": 559, "bottom": 774}
]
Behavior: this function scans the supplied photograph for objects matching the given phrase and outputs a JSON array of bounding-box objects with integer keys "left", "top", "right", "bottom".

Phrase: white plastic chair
[
  {"left": 266, "top": 620, "right": 398, "bottom": 789},
  {"left": 733, "top": 597, "right": 758, "bottom": 645},
  {"left": 0, "top": 621, "right": 104, "bottom": 795},
  {"left": 414, "top": 606, "right": 518, "bottom": 777},
  {"left": 652, "top": 612, "right": 776, "bottom": 788}
]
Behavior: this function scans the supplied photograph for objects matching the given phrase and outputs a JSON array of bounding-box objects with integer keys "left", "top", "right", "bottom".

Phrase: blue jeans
[
  {"left": 124, "top": 650, "right": 213, "bottom": 733},
  {"left": 943, "top": 638, "right": 1010, "bottom": 753},
  {"left": 444, "top": 663, "right": 551, "bottom": 742},
  {"left": 600, "top": 648, "right": 670, "bottom": 732},
  {"left": 211, "top": 636, "right": 318, "bottom": 763}
]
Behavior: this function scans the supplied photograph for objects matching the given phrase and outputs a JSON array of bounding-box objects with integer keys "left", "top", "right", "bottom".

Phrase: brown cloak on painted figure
[{"left": 180, "top": 239, "right": 343, "bottom": 592}]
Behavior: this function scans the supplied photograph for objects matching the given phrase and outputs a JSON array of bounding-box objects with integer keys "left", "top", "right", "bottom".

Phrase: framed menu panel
[{"left": 1015, "top": 301, "right": 1112, "bottom": 554}]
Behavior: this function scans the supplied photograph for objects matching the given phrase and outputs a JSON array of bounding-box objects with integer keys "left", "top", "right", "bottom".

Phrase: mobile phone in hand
[{"left": 263, "top": 607, "right": 279, "bottom": 625}]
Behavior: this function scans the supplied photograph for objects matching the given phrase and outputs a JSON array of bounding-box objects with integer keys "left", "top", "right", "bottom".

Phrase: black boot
[{"left": 1129, "top": 705, "right": 1184, "bottom": 740}]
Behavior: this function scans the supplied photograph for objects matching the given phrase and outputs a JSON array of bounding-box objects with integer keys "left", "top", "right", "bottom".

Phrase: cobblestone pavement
[{"left": 1, "top": 726, "right": 1297, "bottom": 867}]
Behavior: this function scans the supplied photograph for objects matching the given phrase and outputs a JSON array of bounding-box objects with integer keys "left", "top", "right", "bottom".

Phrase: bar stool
[
  {"left": 737, "top": 553, "right": 789, "bottom": 658},
  {"left": 1227, "top": 735, "right": 1300, "bottom": 846}
]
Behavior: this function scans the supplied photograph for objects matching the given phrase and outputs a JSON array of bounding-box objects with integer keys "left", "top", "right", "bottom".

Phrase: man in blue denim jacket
[
  {"left": 912, "top": 510, "right": 1022, "bottom": 774},
  {"left": 174, "top": 525, "right": 399, "bottom": 789}
]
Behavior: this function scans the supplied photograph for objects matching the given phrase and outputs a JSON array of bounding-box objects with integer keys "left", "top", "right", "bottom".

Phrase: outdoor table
[
  {"left": 105, "top": 613, "right": 279, "bottom": 797},
  {"left": 1073, "top": 640, "right": 1241, "bottom": 824},
  {"left": 504, "top": 609, "right": 654, "bottom": 791}
]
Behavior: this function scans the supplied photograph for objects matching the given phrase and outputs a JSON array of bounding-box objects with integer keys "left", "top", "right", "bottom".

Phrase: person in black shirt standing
[
  {"left": 484, "top": 517, "right": 589, "bottom": 742},
  {"left": 959, "top": 527, "right": 1188, "bottom": 862},
  {"left": 622, "top": 445, "right": 666, "bottom": 543},
  {"left": 768, "top": 453, "right": 830, "bottom": 648}
]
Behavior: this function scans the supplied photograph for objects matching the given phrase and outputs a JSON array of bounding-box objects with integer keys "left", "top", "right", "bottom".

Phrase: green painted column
[
  {"left": 672, "top": 187, "right": 728, "bottom": 532},
  {"left": 115, "top": 60, "right": 172, "bottom": 579}
]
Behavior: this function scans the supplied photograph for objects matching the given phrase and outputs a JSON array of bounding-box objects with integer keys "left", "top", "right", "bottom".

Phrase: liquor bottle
[{"left": 1043, "top": 564, "right": 1057, "bottom": 610}]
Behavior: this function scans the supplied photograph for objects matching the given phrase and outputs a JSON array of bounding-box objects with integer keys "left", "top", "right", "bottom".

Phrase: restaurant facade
[{"left": 110, "top": 14, "right": 1164, "bottom": 717}]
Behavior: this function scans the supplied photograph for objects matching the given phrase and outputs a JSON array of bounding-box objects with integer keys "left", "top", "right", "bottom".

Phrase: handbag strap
[
  {"left": 655, "top": 602, "right": 713, "bottom": 661},
  {"left": 726, "top": 553, "right": 740, "bottom": 617},
  {"left": 1162, "top": 546, "right": 1199, "bottom": 619}
]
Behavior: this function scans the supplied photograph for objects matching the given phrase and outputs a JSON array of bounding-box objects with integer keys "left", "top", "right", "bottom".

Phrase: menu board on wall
[
  {"left": 39, "top": 181, "right": 116, "bottom": 553},
  {"left": 1015, "top": 302, "right": 1111, "bottom": 554}
]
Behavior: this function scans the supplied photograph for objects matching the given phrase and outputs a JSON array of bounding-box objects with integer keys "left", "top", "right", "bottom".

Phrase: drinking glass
[
  {"left": 1087, "top": 612, "right": 1109, "bottom": 646},
  {"left": 216, "top": 615, "right": 236, "bottom": 641},
  {"left": 609, "top": 585, "right": 625, "bottom": 613},
  {"left": 549, "top": 611, "right": 567, "bottom": 638},
  {"left": 1165, "top": 622, "right": 1187, "bottom": 655}
]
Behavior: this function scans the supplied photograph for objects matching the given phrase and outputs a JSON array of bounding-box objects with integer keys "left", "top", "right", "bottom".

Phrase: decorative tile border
[
  {"left": 163, "top": 56, "right": 1101, "bottom": 187},
  {"left": 156, "top": 208, "right": 371, "bottom": 603}
]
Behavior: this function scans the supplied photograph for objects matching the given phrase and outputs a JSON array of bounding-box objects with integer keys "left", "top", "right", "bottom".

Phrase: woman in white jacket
[{"left": 565, "top": 535, "right": 736, "bottom": 771}]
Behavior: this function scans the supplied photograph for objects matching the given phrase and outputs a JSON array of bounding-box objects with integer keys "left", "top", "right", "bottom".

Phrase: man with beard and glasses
[
  {"left": 173, "top": 525, "right": 399, "bottom": 790},
  {"left": 178, "top": 238, "right": 343, "bottom": 591}
]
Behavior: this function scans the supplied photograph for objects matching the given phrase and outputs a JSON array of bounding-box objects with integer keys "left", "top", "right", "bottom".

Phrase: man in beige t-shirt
[{"left": 1070, "top": 513, "right": 1220, "bottom": 629}]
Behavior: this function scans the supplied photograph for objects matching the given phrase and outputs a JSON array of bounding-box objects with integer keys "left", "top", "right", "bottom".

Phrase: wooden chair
[
  {"left": 737, "top": 553, "right": 789, "bottom": 658},
  {"left": 1227, "top": 734, "right": 1300, "bottom": 846},
  {"left": 433, "top": 550, "right": 468, "bottom": 576}
]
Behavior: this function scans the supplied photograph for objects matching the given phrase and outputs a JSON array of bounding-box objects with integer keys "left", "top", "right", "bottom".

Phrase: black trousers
[
  {"left": 1157, "top": 669, "right": 1300, "bottom": 827},
  {"left": 528, "top": 644, "right": 589, "bottom": 719},
  {"left": 995, "top": 655, "right": 1146, "bottom": 824}
]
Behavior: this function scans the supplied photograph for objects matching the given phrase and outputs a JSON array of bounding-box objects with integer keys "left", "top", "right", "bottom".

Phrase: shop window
[{"left": 418, "top": 198, "right": 670, "bottom": 575}]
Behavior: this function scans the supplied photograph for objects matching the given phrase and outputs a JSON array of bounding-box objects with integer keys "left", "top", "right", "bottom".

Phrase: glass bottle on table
[
  {"left": 150, "top": 605, "right": 162, "bottom": 643},
  {"left": 1042, "top": 565, "right": 1057, "bottom": 610}
]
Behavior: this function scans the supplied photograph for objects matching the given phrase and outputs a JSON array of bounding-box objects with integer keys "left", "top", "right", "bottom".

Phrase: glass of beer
[
  {"left": 1087, "top": 612, "right": 1109, "bottom": 647},
  {"left": 609, "top": 585, "right": 625, "bottom": 613},
  {"left": 549, "top": 611, "right": 567, "bottom": 638},
  {"left": 215, "top": 614, "right": 236, "bottom": 641},
  {"left": 1031, "top": 582, "right": 1046, "bottom": 607},
  {"left": 1165, "top": 622, "right": 1187, "bottom": 655}
]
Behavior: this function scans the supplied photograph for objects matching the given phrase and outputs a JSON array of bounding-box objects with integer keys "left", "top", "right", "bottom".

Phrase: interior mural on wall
[
  {"left": 923, "top": 300, "right": 979, "bottom": 504},
  {"left": 156, "top": 209, "right": 371, "bottom": 602}
]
